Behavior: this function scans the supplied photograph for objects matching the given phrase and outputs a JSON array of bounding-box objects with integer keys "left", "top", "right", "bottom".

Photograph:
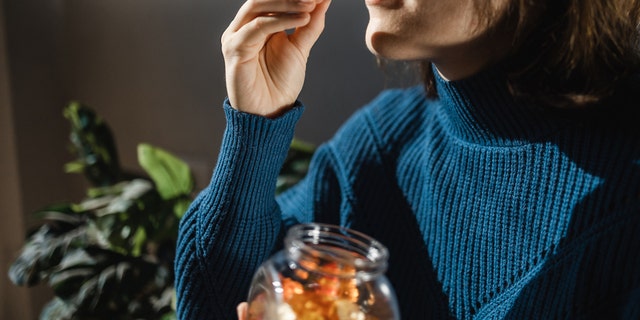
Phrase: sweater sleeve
[
  {"left": 174, "top": 93, "right": 392, "bottom": 319},
  {"left": 174, "top": 100, "right": 305, "bottom": 319}
]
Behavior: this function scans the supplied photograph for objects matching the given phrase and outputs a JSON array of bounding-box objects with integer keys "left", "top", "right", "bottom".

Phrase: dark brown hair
[{"left": 422, "top": 0, "right": 640, "bottom": 108}]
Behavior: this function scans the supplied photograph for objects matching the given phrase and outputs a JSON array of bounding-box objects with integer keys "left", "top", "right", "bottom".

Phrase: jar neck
[{"left": 284, "top": 223, "right": 389, "bottom": 279}]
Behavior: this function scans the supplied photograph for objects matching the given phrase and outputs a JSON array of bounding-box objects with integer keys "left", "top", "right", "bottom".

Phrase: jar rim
[{"left": 284, "top": 223, "right": 389, "bottom": 277}]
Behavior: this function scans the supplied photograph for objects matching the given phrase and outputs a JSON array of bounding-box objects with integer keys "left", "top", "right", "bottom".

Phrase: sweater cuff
[
  {"left": 211, "top": 99, "right": 304, "bottom": 215},
  {"left": 222, "top": 98, "right": 304, "bottom": 144}
]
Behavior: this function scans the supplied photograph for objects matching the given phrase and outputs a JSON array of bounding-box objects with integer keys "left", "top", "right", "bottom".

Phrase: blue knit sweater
[{"left": 175, "top": 67, "right": 640, "bottom": 319}]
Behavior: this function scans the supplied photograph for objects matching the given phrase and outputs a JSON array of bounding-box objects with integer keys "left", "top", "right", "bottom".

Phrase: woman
[{"left": 176, "top": 0, "right": 640, "bottom": 318}]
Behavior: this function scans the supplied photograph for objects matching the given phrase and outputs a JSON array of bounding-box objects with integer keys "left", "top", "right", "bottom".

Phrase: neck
[
  {"left": 433, "top": 65, "right": 565, "bottom": 146},
  {"left": 433, "top": 19, "right": 515, "bottom": 81}
]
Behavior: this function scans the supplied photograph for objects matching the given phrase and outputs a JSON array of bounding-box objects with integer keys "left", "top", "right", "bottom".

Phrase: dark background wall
[
  {"left": 53, "top": 0, "right": 389, "bottom": 185},
  {"left": 1, "top": 0, "right": 33, "bottom": 317},
  {"left": 1, "top": 0, "right": 412, "bottom": 317}
]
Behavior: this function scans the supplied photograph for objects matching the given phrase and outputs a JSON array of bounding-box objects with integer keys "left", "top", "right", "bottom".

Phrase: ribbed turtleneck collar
[{"left": 434, "top": 65, "right": 561, "bottom": 146}]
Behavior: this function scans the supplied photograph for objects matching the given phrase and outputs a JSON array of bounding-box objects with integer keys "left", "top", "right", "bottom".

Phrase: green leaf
[
  {"left": 160, "top": 313, "right": 177, "bottom": 320},
  {"left": 86, "top": 181, "right": 129, "bottom": 198},
  {"left": 64, "top": 161, "right": 85, "bottom": 174},
  {"left": 8, "top": 222, "right": 90, "bottom": 287},
  {"left": 290, "top": 138, "right": 316, "bottom": 154},
  {"left": 33, "top": 203, "right": 85, "bottom": 226},
  {"left": 131, "top": 227, "right": 147, "bottom": 257},
  {"left": 48, "top": 247, "right": 159, "bottom": 315},
  {"left": 137, "top": 143, "right": 194, "bottom": 200},
  {"left": 63, "top": 102, "right": 122, "bottom": 186},
  {"left": 40, "top": 298, "right": 76, "bottom": 320},
  {"left": 173, "top": 198, "right": 192, "bottom": 219},
  {"left": 276, "top": 138, "right": 315, "bottom": 194}
]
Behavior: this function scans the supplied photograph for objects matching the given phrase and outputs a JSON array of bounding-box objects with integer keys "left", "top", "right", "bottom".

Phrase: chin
[{"left": 365, "top": 30, "right": 426, "bottom": 61}]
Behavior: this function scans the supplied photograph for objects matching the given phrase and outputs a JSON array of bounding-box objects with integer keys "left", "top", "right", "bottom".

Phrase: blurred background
[{"left": 1, "top": 0, "right": 415, "bottom": 318}]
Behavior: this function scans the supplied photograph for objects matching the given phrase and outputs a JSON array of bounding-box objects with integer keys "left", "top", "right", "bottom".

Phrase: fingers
[
  {"left": 290, "top": 0, "right": 331, "bottom": 53},
  {"left": 222, "top": 0, "right": 327, "bottom": 62},
  {"left": 228, "top": 0, "right": 318, "bottom": 33},
  {"left": 223, "top": 13, "right": 312, "bottom": 62}
]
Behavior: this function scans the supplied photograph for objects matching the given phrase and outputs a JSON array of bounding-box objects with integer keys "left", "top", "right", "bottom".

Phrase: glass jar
[{"left": 247, "top": 223, "right": 400, "bottom": 320}]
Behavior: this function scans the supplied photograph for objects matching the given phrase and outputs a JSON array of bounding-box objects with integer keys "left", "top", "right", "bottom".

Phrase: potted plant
[{"left": 8, "top": 102, "right": 315, "bottom": 319}]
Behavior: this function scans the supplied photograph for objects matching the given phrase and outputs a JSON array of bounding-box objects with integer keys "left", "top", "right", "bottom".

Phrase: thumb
[{"left": 290, "top": 0, "right": 332, "bottom": 54}]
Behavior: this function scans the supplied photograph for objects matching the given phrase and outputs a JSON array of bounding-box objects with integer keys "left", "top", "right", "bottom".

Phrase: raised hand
[{"left": 222, "top": 0, "right": 331, "bottom": 117}]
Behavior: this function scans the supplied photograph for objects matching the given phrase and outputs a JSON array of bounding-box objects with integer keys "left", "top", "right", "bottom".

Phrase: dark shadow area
[
  {"left": 349, "top": 164, "right": 454, "bottom": 319},
  {"left": 498, "top": 78, "right": 640, "bottom": 318}
]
